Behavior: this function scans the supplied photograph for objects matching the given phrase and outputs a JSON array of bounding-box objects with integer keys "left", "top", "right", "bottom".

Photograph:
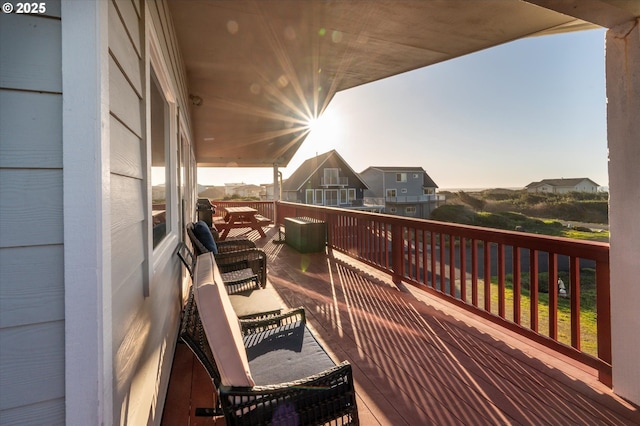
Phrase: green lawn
[{"left": 460, "top": 270, "right": 598, "bottom": 357}]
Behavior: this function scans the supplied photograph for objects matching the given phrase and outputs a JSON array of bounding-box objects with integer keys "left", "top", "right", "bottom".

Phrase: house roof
[
  {"left": 282, "top": 149, "right": 368, "bottom": 191},
  {"left": 526, "top": 178, "right": 600, "bottom": 188},
  {"left": 361, "top": 166, "right": 439, "bottom": 188},
  {"left": 168, "top": 1, "right": 639, "bottom": 169}
]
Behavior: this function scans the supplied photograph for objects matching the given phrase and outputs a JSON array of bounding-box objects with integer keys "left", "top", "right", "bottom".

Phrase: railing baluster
[
  {"left": 513, "top": 246, "right": 521, "bottom": 325},
  {"left": 484, "top": 241, "right": 491, "bottom": 312},
  {"left": 431, "top": 231, "right": 437, "bottom": 289},
  {"left": 449, "top": 235, "right": 456, "bottom": 297},
  {"left": 460, "top": 237, "right": 467, "bottom": 303},
  {"left": 439, "top": 233, "right": 446, "bottom": 292},
  {"left": 472, "top": 239, "right": 478, "bottom": 307},
  {"left": 549, "top": 253, "right": 558, "bottom": 340},
  {"left": 498, "top": 243, "right": 505, "bottom": 318},
  {"left": 570, "top": 256, "right": 581, "bottom": 350},
  {"left": 596, "top": 260, "right": 612, "bottom": 386},
  {"left": 530, "top": 249, "right": 539, "bottom": 332}
]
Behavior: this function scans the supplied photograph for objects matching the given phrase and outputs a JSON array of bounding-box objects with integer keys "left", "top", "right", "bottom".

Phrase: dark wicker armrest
[
  {"left": 219, "top": 362, "right": 358, "bottom": 426},
  {"left": 239, "top": 307, "right": 306, "bottom": 335},
  {"left": 216, "top": 239, "right": 257, "bottom": 252},
  {"left": 214, "top": 248, "right": 268, "bottom": 288}
]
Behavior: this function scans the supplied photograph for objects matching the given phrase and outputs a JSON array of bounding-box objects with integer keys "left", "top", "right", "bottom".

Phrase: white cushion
[{"left": 193, "top": 252, "right": 255, "bottom": 388}]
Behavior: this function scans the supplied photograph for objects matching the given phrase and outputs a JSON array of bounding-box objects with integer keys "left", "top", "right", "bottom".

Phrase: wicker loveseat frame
[
  {"left": 180, "top": 287, "right": 359, "bottom": 425},
  {"left": 177, "top": 242, "right": 282, "bottom": 319}
]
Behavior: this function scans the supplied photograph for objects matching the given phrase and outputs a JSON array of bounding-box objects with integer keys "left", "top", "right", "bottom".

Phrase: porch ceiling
[{"left": 168, "top": 0, "right": 636, "bottom": 169}]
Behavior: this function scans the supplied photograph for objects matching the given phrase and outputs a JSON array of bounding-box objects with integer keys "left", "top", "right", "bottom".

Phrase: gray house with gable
[{"left": 360, "top": 166, "right": 443, "bottom": 218}]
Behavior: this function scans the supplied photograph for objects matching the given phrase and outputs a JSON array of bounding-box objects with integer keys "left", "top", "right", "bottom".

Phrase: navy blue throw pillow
[{"left": 193, "top": 221, "right": 218, "bottom": 254}]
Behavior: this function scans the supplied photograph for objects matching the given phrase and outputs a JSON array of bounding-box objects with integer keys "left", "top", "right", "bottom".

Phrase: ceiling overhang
[{"left": 168, "top": 0, "right": 639, "bottom": 168}]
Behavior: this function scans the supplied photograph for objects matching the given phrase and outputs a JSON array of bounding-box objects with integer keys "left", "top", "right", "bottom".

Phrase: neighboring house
[
  {"left": 360, "top": 166, "right": 443, "bottom": 218},
  {"left": 282, "top": 150, "right": 369, "bottom": 207},
  {"left": 198, "top": 185, "right": 225, "bottom": 199},
  {"left": 224, "top": 183, "right": 262, "bottom": 198},
  {"left": 526, "top": 178, "right": 600, "bottom": 193}
]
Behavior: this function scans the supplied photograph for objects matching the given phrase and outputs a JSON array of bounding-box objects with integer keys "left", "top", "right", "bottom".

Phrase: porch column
[
  {"left": 273, "top": 164, "right": 281, "bottom": 201},
  {"left": 606, "top": 18, "right": 640, "bottom": 406}
]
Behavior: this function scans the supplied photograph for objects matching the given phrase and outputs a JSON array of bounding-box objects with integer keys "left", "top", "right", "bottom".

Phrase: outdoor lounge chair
[
  {"left": 177, "top": 242, "right": 282, "bottom": 319},
  {"left": 186, "top": 222, "right": 269, "bottom": 288},
  {"left": 187, "top": 221, "right": 256, "bottom": 255},
  {"left": 179, "top": 252, "right": 359, "bottom": 425}
]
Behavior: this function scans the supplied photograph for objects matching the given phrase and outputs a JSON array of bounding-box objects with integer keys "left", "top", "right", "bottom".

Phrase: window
[
  {"left": 389, "top": 207, "right": 397, "bottom": 213},
  {"left": 413, "top": 173, "right": 420, "bottom": 179},
  {"left": 401, "top": 188, "right": 407, "bottom": 194},
  {"left": 406, "top": 206, "right": 416, "bottom": 214},
  {"left": 387, "top": 189, "right": 396, "bottom": 198},
  {"left": 340, "top": 189, "right": 348, "bottom": 204},
  {"left": 150, "top": 70, "right": 170, "bottom": 248},
  {"left": 325, "top": 189, "right": 338, "bottom": 206},
  {"left": 315, "top": 189, "right": 323, "bottom": 205},
  {"left": 348, "top": 188, "right": 356, "bottom": 203},
  {"left": 396, "top": 173, "right": 407, "bottom": 182},
  {"left": 324, "top": 168, "right": 339, "bottom": 185},
  {"left": 424, "top": 188, "right": 434, "bottom": 195}
]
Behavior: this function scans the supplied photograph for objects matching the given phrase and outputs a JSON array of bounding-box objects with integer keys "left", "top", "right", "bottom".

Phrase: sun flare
[{"left": 304, "top": 107, "right": 343, "bottom": 154}]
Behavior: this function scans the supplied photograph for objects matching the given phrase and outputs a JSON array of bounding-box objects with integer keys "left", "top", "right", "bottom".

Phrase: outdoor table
[{"left": 217, "top": 206, "right": 268, "bottom": 240}]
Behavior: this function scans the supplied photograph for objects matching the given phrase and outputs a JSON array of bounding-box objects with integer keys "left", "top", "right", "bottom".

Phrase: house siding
[
  {"left": 109, "top": 1, "right": 188, "bottom": 424},
  {"left": 0, "top": 4, "right": 66, "bottom": 424}
]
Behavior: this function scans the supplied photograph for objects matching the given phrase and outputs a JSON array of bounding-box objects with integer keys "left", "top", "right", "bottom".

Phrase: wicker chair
[
  {"left": 177, "top": 242, "right": 282, "bottom": 318},
  {"left": 186, "top": 223, "right": 268, "bottom": 288},
  {"left": 180, "top": 287, "right": 359, "bottom": 425},
  {"left": 187, "top": 221, "right": 256, "bottom": 254}
]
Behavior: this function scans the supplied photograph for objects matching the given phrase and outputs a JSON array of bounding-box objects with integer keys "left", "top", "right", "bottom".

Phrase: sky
[{"left": 198, "top": 28, "right": 608, "bottom": 190}]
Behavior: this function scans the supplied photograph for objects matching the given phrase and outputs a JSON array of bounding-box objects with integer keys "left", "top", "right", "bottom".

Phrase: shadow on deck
[{"left": 162, "top": 226, "right": 639, "bottom": 425}]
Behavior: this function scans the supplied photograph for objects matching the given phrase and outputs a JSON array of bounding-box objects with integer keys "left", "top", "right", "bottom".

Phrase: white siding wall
[
  {"left": 0, "top": 3, "right": 66, "bottom": 424},
  {"left": 108, "top": 0, "right": 191, "bottom": 424}
]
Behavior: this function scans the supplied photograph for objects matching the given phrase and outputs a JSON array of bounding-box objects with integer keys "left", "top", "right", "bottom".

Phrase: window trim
[{"left": 146, "top": 19, "right": 179, "bottom": 296}]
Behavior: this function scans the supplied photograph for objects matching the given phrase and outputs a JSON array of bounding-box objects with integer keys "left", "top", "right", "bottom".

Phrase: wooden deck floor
[{"left": 162, "top": 226, "right": 640, "bottom": 425}]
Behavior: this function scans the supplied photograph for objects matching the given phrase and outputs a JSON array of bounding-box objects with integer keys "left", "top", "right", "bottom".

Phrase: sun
[{"left": 304, "top": 107, "right": 343, "bottom": 152}]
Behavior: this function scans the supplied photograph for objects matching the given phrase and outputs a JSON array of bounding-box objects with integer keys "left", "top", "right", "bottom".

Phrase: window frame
[{"left": 145, "top": 22, "right": 179, "bottom": 295}]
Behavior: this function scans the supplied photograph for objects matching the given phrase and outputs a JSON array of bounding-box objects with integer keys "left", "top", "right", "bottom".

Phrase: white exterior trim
[
  {"left": 606, "top": 18, "right": 640, "bottom": 405},
  {"left": 146, "top": 9, "right": 179, "bottom": 296},
  {"left": 61, "top": 0, "right": 112, "bottom": 424}
]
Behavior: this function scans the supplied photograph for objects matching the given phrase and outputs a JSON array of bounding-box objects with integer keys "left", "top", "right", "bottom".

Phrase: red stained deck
[{"left": 162, "top": 226, "right": 639, "bottom": 425}]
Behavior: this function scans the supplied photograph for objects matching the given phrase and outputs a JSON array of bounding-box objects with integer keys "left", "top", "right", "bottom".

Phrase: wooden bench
[{"left": 180, "top": 252, "right": 359, "bottom": 425}]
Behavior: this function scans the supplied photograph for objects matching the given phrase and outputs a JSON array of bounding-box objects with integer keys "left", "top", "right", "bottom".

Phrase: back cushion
[
  {"left": 192, "top": 221, "right": 219, "bottom": 254},
  {"left": 193, "top": 252, "right": 255, "bottom": 387}
]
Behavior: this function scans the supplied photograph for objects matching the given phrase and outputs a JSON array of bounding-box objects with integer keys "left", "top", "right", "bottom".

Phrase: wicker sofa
[{"left": 180, "top": 252, "right": 359, "bottom": 425}]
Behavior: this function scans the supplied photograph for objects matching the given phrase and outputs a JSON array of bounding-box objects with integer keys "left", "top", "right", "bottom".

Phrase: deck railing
[
  {"left": 211, "top": 200, "right": 275, "bottom": 221},
  {"left": 275, "top": 201, "right": 612, "bottom": 386}
]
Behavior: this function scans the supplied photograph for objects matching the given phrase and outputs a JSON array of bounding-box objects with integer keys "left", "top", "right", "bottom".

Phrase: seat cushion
[
  {"left": 193, "top": 221, "right": 219, "bottom": 254},
  {"left": 229, "top": 287, "right": 283, "bottom": 318},
  {"left": 244, "top": 322, "right": 336, "bottom": 386},
  {"left": 194, "top": 252, "right": 255, "bottom": 388}
]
